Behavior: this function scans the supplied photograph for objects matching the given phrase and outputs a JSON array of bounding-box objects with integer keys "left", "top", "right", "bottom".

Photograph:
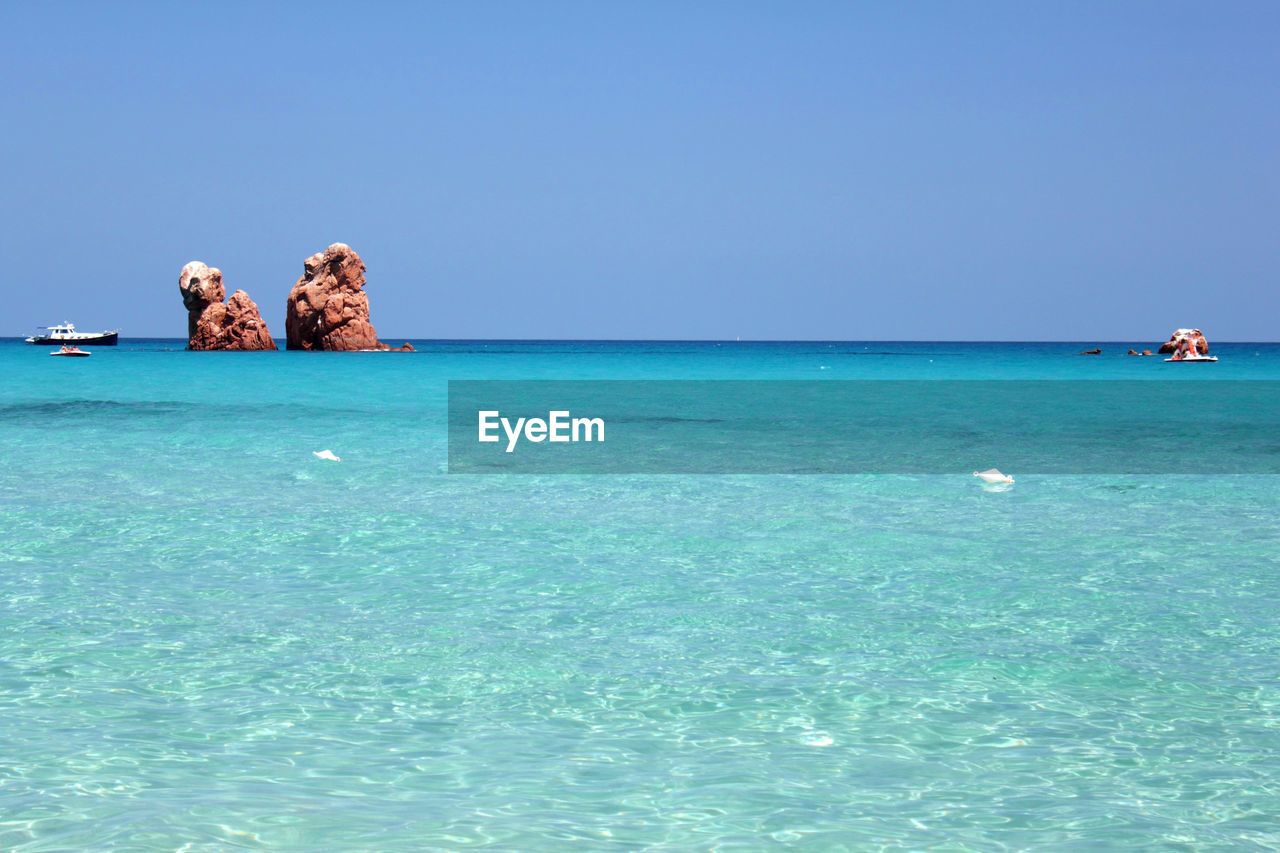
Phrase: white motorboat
[{"left": 26, "top": 322, "right": 119, "bottom": 346}]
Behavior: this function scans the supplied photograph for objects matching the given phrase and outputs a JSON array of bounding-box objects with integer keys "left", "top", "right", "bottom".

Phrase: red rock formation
[
  {"left": 389, "top": 342, "right": 415, "bottom": 352},
  {"left": 285, "top": 243, "right": 385, "bottom": 350},
  {"left": 1158, "top": 329, "right": 1209, "bottom": 355},
  {"left": 179, "top": 262, "right": 277, "bottom": 351}
]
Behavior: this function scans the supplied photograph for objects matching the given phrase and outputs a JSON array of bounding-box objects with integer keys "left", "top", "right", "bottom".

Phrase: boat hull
[{"left": 28, "top": 331, "right": 119, "bottom": 346}]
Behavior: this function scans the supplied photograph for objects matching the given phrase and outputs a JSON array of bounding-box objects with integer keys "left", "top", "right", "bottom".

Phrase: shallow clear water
[{"left": 2, "top": 340, "right": 1278, "bottom": 850}]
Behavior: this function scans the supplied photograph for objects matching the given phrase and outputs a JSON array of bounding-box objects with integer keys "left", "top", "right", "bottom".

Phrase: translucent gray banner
[{"left": 447, "top": 380, "right": 1280, "bottom": 474}]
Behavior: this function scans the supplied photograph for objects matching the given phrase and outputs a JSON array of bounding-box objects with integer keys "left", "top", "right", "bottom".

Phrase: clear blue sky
[{"left": 2, "top": 1, "right": 1276, "bottom": 340}]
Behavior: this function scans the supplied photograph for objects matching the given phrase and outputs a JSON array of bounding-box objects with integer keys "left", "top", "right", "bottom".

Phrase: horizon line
[{"left": 4, "top": 336, "right": 1277, "bottom": 345}]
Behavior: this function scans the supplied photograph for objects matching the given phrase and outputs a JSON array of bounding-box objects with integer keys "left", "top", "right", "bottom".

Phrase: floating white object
[
  {"left": 313, "top": 449, "right": 341, "bottom": 462},
  {"left": 1163, "top": 355, "right": 1218, "bottom": 363},
  {"left": 973, "top": 468, "right": 1013, "bottom": 484}
]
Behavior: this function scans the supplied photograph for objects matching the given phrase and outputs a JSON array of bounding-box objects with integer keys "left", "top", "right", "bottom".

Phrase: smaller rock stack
[
  {"left": 179, "top": 262, "right": 277, "bottom": 351},
  {"left": 1158, "top": 329, "right": 1208, "bottom": 355}
]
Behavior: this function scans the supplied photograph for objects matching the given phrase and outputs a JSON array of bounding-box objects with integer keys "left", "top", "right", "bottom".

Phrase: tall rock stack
[
  {"left": 284, "top": 243, "right": 385, "bottom": 350},
  {"left": 179, "top": 262, "right": 277, "bottom": 350}
]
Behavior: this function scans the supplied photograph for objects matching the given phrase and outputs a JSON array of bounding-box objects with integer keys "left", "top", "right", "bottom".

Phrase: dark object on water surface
[{"left": 1079, "top": 348, "right": 1102, "bottom": 355}]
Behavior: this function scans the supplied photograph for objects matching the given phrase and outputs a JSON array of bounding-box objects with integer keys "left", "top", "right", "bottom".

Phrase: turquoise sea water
[{"left": 2, "top": 339, "right": 1278, "bottom": 850}]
